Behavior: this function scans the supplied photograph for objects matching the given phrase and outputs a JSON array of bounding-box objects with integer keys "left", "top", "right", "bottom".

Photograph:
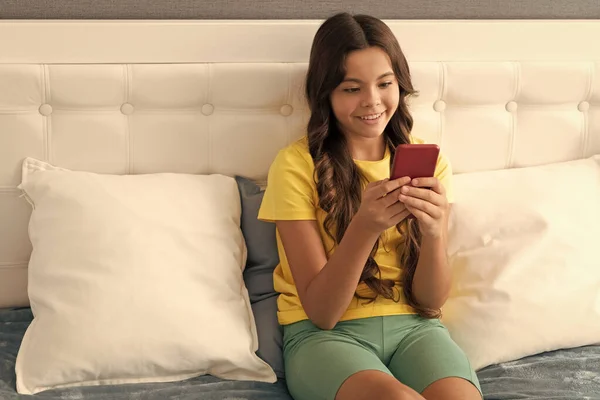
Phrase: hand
[
  {"left": 398, "top": 177, "right": 449, "bottom": 239},
  {"left": 354, "top": 177, "right": 413, "bottom": 235}
]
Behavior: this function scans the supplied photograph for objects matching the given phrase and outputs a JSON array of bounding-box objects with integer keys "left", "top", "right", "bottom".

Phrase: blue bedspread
[{"left": 1, "top": 308, "right": 599, "bottom": 399}]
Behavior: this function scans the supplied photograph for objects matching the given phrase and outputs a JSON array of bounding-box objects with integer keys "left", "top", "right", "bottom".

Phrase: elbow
[
  {"left": 304, "top": 308, "right": 338, "bottom": 330},
  {"left": 418, "top": 295, "right": 449, "bottom": 311},
  {"left": 313, "top": 320, "right": 336, "bottom": 330},
  {"left": 412, "top": 275, "right": 452, "bottom": 311},
  {"left": 422, "top": 298, "right": 447, "bottom": 311},
  {"left": 301, "top": 287, "right": 339, "bottom": 330},
  {"left": 307, "top": 313, "right": 337, "bottom": 330},
  {"left": 413, "top": 289, "right": 450, "bottom": 311}
]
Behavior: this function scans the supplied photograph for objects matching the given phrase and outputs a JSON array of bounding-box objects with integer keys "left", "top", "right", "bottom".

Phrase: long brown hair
[{"left": 305, "top": 12, "right": 440, "bottom": 319}]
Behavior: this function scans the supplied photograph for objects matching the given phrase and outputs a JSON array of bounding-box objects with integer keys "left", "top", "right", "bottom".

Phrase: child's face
[{"left": 330, "top": 46, "right": 400, "bottom": 141}]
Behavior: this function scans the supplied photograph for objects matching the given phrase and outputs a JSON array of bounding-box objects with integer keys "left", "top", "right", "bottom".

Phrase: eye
[
  {"left": 379, "top": 81, "right": 393, "bottom": 88},
  {"left": 343, "top": 87, "right": 360, "bottom": 93}
]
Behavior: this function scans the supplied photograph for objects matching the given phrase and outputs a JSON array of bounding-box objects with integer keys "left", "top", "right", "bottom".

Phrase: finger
[
  {"left": 405, "top": 204, "right": 435, "bottom": 225},
  {"left": 379, "top": 178, "right": 414, "bottom": 206},
  {"left": 379, "top": 176, "right": 411, "bottom": 198},
  {"left": 386, "top": 198, "right": 407, "bottom": 216},
  {"left": 399, "top": 185, "right": 445, "bottom": 207},
  {"left": 380, "top": 186, "right": 405, "bottom": 207},
  {"left": 366, "top": 178, "right": 388, "bottom": 190},
  {"left": 399, "top": 193, "right": 443, "bottom": 220},
  {"left": 411, "top": 177, "right": 445, "bottom": 195},
  {"left": 363, "top": 178, "right": 389, "bottom": 201},
  {"left": 390, "top": 208, "right": 411, "bottom": 226}
]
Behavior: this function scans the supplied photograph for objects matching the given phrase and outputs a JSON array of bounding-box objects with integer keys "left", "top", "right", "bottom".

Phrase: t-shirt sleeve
[
  {"left": 258, "top": 145, "right": 317, "bottom": 222},
  {"left": 435, "top": 151, "right": 455, "bottom": 204}
]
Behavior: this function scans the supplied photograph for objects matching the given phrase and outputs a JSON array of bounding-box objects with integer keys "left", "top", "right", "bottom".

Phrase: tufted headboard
[{"left": 1, "top": 20, "right": 600, "bottom": 308}]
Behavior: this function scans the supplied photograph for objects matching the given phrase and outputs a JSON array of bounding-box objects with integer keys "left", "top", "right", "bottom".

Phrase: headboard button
[
  {"left": 505, "top": 101, "right": 518, "bottom": 112},
  {"left": 201, "top": 103, "right": 214, "bottom": 116},
  {"left": 39, "top": 104, "right": 53, "bottom": 116},
  {"left": 578, "top": 101, "right": 590, "bottom": 112},
  {"left": 433, "top": 100, "right": 446, "bottom": 112},
  {"left": 120, "top": 103, "right": 134, "bottom": 115},
  {"left": 280, "top": 104, "right": 294, "bottom": 116}
]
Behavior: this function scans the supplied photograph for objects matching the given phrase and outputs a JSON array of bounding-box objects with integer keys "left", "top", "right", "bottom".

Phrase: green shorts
[{"left": 282, "top": 314, "right": 482, "bottom": 400}]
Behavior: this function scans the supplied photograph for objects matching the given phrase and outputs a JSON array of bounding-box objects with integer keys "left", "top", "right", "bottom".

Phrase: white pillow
[
  {"left": 442, "top": 155, "right": 600, "bottom": 371},
  {"left": 15, "top": 158, "right": 276, "bottom": 395}
]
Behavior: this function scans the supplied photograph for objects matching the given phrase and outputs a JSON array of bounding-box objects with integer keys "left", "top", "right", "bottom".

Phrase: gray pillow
[
  {"left": 251, "top": 296, "right": 284, "bottom": 379},
  {"left": 235, "top": 176, "right": 284, "bottom": 379}
]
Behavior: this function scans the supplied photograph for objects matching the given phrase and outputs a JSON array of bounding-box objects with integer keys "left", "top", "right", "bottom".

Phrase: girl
[{"left": 258, "top": 12, "right": 483, "bottom": 400}]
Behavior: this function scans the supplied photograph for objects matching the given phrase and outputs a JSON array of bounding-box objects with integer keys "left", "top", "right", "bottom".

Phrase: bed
[
  {"left": 1, "top": 309, "right": 597, "bottom": 399},
  {"left": 0, "top": 19, "right": 599, "bottom": 399}
]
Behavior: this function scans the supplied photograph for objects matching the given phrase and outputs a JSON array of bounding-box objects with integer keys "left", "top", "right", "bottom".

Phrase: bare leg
[
  {"left": 335, "top": 370, "right": 426, "bottom": 400},
  {"left": 421, "top": 377, "right": 483, "bottom": 400}
]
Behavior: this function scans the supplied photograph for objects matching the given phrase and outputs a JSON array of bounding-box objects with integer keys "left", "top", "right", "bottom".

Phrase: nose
[{"left": 361, "top": 86, "right": 381, "bottom": 108}]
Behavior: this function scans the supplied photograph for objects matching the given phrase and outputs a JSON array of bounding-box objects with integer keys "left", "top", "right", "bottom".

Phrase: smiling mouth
[{"left": 358, "top": 112, "right": 384, "bottom": 121}]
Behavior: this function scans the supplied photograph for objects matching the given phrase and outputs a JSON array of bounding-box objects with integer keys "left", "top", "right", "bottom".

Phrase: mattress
[{"left": 1, "top": 308, "right": 599, "bottom": 399}]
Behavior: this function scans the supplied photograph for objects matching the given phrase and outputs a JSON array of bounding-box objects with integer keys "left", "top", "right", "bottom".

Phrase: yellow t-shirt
[{"left": 257, "top": 135, "right": 454, "bottom": 325}]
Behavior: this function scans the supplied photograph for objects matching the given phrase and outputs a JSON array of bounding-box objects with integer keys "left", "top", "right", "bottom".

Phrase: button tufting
[
  {"left": 120, "top": 103, "right": 134, "bottom": 115},
  {"left": 506, "top": 101, "right": 518, "bottom": 112},
  {"left": 201, "top": 103, "right": 214, "bottom": 116},
  {"left": 39, "top": 104, "right": 53, "bottom": 116},
  {"left": 433, "top": 100, "right": 446, "bottom": 112},
  {"left": 280, "top": 104, "right": 294, "bottom": 116},
  {"left": 578, "top": 101, "right": 590, "bottom": 112}
]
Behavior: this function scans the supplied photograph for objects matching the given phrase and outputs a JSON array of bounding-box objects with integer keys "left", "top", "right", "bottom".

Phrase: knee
[
  {"left": 421, "top": 377, "right": 482, "bottom": 400},
  {"left": 376, "top": 380, "right": 420, "bottom": 400},
  {"left": 336, "top": 370, "right": 422, "bottom": 400},
  {"left": 339, "top": 382, "right": 415, "bottom": 400}
]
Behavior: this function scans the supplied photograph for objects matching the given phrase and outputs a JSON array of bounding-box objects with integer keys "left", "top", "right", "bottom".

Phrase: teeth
[{"left": 360, "top": 113, "right": 382, "bottom": 120}]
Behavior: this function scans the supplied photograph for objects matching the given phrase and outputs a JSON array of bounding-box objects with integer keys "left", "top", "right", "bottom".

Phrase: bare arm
[
  {"left": 276, "top": 177, "right": 411, "bottom": 330},
  {"left": 411, "top": 213, "right": 451, "bottom": 310},
  {"left": 276, "top": 218, "right": 380, "bottom": 330},
  {"left": 399, "top": 179, "right": 452, "bottom": 310}
]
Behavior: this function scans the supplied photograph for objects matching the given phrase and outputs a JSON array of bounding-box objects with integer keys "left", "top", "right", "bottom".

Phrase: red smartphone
[{"left": 390, "top": 144, "right": 440, "bottom": 181}]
